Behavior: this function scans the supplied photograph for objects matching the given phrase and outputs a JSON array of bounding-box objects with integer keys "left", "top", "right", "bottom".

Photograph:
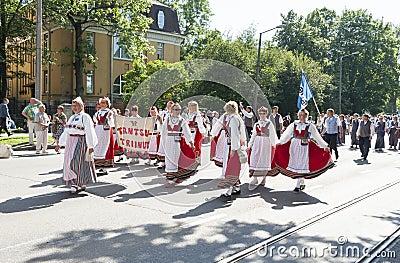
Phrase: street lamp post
[
  {"left": 35, "top": 0, "right": 42, "bottom": 100},
  {"left": 339, "top": 51, "right": 359, "bottom": 114},
  {"left": 253, "top": 24, "right": 284, "bottom": 109}
]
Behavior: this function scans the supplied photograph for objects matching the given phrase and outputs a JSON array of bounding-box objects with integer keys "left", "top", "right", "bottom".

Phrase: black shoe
[
  {"left": 231, "top": 188, "right": 241, "bottom": 195},
  {"left": 299, "top": 185, "right": 306, "bottom": 191},
  {"left": 8, "top": 132, "right": 13, "bottom": 136},
  {"left": 220, "top": 193, "right": 232, "bottom": 201},
  {"left": 293, "top": 187, "right": 300, "bottom": 192}
]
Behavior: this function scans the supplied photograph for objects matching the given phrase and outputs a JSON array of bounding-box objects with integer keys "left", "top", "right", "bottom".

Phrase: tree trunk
[{"left": 74, "top": 22, "right": 84, "bottom": 97}]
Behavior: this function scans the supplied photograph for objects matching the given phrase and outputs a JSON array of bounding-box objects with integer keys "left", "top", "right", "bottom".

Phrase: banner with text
[{"left": 115, "top": 116, "right": 154, "bottom": 152}]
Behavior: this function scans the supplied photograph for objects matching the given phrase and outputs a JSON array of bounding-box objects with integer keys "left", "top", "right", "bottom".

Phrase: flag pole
[{"left": 312, "top": 97, "right": 321, "bottom": 115}]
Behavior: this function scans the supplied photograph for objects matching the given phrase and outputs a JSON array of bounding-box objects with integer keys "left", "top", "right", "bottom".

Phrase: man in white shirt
[
  {"left": 239, "top": 104, "right": 254, "bottom": 142},
  {"left": 269, "top": 106, "right": 283, "bottom": 139},
  {"left": 321, "top": 109, "right": 342, "bottom": 161}
]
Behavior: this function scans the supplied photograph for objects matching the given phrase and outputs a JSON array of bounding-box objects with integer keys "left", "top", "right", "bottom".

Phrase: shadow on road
[{"left": 0, "top": 191, "right": 86, "bottom": 213}]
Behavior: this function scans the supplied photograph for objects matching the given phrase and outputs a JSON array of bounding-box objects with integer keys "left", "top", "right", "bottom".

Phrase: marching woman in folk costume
[
  {"left": 388, "top": 115, "right": 399, "bottom": 150},
  {"left": 374, "top": 115, "right": 386, "bottom": 152},
  {"left": 56, "top": 97, "right": 97, "bottom": 194},
  {"left": 187, "top": 101, "right": 207, "bottom": 160},
  {"left": 93, "top": 97, "right": 115, "bottom": 173},
  {"left": 161, "top": 103, "right": 197, "bottom": 187},
  {"left": 124, "top": 105, "right": 143, "bottom": 164},
  {"left": 147, "top": 106, "right": 162, "bottom": 165},
  {"left": 157, "top": 100, "right": 174, "bottom": 168},
  {"left": 210, "top": 113, "right": 227, "bottom": 167},
  {"left": 212, "top": 101, "right": 247, "bottom": 200},
  {"left": 247, "top": 106, "right": 279, "bottom": 191},
  {"left": 275, "top": 109, "right": 333, "bottom": 192},
  {"left": 112, "top": 108, "right": 124, "bottom": 162}
]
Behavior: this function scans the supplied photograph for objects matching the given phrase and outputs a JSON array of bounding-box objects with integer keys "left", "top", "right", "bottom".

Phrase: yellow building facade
[{"left": 7, "top": 1, "right": 184, "bottom": 117}]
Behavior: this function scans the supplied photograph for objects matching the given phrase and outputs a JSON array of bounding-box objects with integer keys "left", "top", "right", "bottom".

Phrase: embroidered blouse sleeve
[
  {"left": 268, "top": 122, "right": 278, "bottom": 146},
  {"left": 181, "top": 119, "right": 194, "bottom": 144},
  {"left": 196, "top": 114, "right": 207, "bottom": 135},
  {"left": 309, "top": 123, "right": 328, "bottom": 148},
  {"left": 279, "top": 123, "right": 294, "bottom": 144},
  {"left": 83, "top": 114, "right": 98, "bottom": 149},
  {"left": 230, "top": 117, "right": 241, "bottom": 151},
  {"left": 248, "top": 123, "right": 257, "bottom": 148},
  {"left": 59, "top": 115, "right": 74, "bottom": 146},
  {"left": 211, "top": 115, "right": 224, "bottom": 137}
]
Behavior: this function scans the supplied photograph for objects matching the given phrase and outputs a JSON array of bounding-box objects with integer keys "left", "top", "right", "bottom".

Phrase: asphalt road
[{"left": 0, "top": 135, "right": 399, "bottom": 263}]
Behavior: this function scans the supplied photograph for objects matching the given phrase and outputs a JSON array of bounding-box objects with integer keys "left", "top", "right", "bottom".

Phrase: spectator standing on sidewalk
[
  {"left": 34, "top": 104, "right": 50, "bottom": 154},
  {"left": 22, "top": 98, "right": 42, "bottom": 145},
  {"left": 52, "top": 105, "right": 67, "bottom": 154},
  {"left": 0, "top": 98, "right": 13, "bottom": 137}
]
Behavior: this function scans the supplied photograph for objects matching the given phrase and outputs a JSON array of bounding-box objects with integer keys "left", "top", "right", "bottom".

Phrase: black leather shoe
[
  {"left": 299, "top": 185, "right": 306, "bottom": 191},
  {"left": 293, "top": 187, "right": 300, "bottom": 192},
  {"left": 232, "top": 187, "right": 241, "bottom": 195},
  {"left": 220, "top": 193, "right": 232, "bottom": 201}
]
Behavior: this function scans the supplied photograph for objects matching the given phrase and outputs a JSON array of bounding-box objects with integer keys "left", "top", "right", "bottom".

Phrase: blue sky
[{"left": 209, "top": 0, "right": 400, "bottom": 37}]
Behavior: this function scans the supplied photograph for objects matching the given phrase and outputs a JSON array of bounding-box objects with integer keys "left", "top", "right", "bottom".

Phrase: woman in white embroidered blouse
[{"left": 57, "top": 97, "right": 98, "bottom": 194}]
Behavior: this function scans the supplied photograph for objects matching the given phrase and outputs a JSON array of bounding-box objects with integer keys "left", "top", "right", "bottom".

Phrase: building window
[
  {"left": 157, "top": 43, "right": 164, "bottom": 60},
  {"left": 86, "top": 70, "right": 94, "bottom": 94},
  {"left": 87, "top": 32, "right": 95, "bottom": 55},
  {"left": 157, "top": 10, "right": 165, "bottom": 29},
  {"left": 43, "top": 33, "right": 49, "bottom": 57},
  {"left": 113, "top": 75, "right": 126, "bottom": 94},
  {"left": 43, "top": 70, "right": 49, "bottom": 93},
  {"left": 113, "top": 36, "right": 130, "bottom": 59}
]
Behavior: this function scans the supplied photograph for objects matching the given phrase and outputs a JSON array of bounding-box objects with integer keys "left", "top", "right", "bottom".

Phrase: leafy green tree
[
  {"left": 0, "top": 0, "right": 35, "bottom": 98},
  {"left": 43, "top": 0, "right": 153, "bottom": 97},
  {"left": 158, "top": 0, "right": 212, "bottom": 58},
  {"left": 276, "top": 8, "right": 400, "bottom": 114}
]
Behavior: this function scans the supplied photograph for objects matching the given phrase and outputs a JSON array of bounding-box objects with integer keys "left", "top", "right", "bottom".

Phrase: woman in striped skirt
[{"left": 56, "top": 97, "right": 98, "bottom": 194}]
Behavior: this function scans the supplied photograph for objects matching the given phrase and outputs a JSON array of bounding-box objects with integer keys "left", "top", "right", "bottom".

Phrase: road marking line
[{"left": 180, "top": 213, "right": 227, "bottom": 228}]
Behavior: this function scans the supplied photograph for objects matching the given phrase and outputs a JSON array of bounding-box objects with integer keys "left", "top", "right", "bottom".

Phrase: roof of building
[
  {"left": 147, "top": 1, "right": 181, "bottom": 34},
  {"left": 149, "top": 0, "right": 169, "bottom": 8}
]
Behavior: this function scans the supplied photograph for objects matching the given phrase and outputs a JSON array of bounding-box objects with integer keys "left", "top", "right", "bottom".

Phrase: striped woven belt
[{"left": 168, "top": 132, "right": 182, "bottom": 136}]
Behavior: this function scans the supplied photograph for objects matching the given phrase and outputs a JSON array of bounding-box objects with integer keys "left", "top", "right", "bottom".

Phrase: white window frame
[
  {"left": 86, "top": 70, "right": 94, "bottom": 94},
  {"left": 113, "top": 36, "right": 130, "bottom": 60},
  {"left": 157, "top": 42, "right": 164, "bottom": 60},
  {"left": 113, "top": 75, "right": 126, "bottom": 94}
]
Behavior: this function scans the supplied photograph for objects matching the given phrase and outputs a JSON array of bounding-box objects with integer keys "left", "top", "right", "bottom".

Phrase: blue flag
[{"left": 297, "top": 73, "right": 314, "bottom": 110}]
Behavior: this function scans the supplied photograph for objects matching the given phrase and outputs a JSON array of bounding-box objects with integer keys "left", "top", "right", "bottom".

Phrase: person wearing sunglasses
[{"left": 161, "top": 103, "right": 196, "bottom": 187}]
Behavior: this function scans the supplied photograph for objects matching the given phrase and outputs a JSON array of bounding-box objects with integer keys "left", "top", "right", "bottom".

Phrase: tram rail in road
[{"left": 217, "top": 178, "right": 400, "bottom": 263}]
